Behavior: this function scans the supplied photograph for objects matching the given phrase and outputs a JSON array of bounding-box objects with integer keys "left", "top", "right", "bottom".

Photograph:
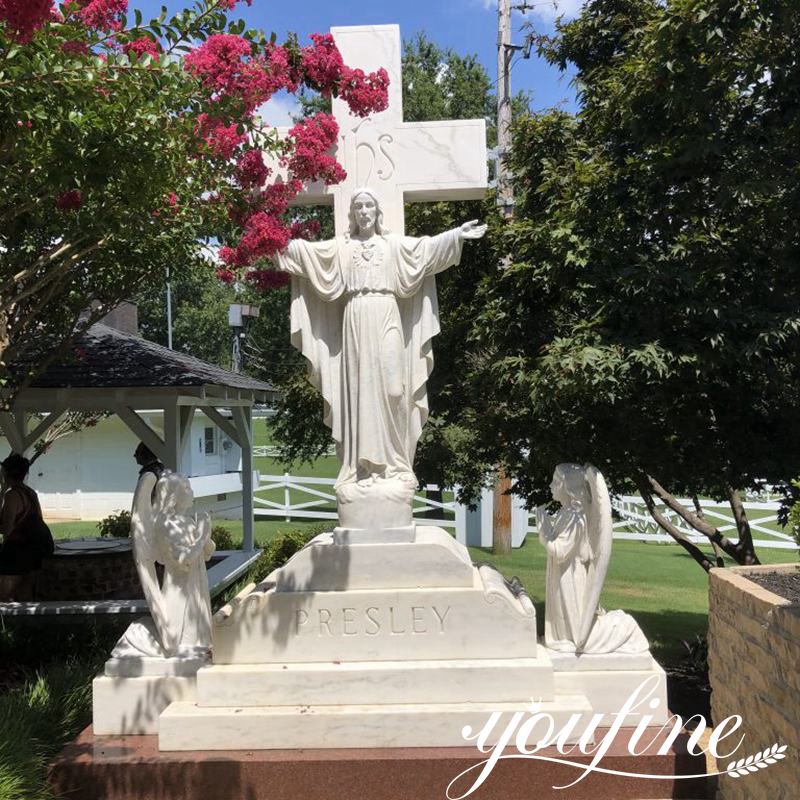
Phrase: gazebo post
[{"left": 232, "top": 405, "right": 254, "bottom": 551}]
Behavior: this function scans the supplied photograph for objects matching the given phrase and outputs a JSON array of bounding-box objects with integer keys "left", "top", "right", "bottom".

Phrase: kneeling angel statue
[
  {"left": 535, "top": 463, "right": 649, "bottom": 655},
  {"left": 114, "top": 471, "right": 216, "bottom": 660}
]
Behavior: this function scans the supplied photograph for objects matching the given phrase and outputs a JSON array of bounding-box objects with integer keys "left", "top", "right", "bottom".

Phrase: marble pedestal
[
  {"left": 159, "top": 526, "right": 595, "bottom": 751},
  {"left": 93, "top": 627, "right": 209, "bottom": 735}
]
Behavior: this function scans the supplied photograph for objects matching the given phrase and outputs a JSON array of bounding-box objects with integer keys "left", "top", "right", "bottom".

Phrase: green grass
[{"left": 466, "top": 537, "right": 794, "bottom": 665}]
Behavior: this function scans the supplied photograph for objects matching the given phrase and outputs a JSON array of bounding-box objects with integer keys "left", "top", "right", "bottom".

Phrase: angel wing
[
  {"left": 130, "top": 471, "right": 170, "bottom": 647},
  {"left": 575, "top": 464, "right": 613, "bottom": 652}
]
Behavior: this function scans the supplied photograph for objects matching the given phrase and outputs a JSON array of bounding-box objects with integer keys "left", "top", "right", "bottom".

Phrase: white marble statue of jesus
[{"left": 275, "top": 188, "right": 485, "bottom": 530}]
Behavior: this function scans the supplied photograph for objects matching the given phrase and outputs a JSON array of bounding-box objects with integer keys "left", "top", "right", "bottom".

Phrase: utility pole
[
  {"left": 165, "top": 267, "right": 173, "bottom": 350},
  {"left": 492, "top": 0, "right": 514, "bottom": 555}
]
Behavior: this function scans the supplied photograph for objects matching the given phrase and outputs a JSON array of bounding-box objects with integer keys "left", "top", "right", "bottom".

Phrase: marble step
[
  {"left": 159, "top": 695, "right": 593, "bottom": 751},
  {"left": 196, "top": 656, "right": 556, "bottom": 707}
]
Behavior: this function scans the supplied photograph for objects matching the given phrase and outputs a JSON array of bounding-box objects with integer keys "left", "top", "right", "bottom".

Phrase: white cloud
[
  {"left": 527, "top": 0, "right": 584, "bottom": 22},
  {"left": 482, "top": 0, "right": 584, "bottom": 23},
  {"left": 255, "top": 95, "right": 301, "bottom": 129}
]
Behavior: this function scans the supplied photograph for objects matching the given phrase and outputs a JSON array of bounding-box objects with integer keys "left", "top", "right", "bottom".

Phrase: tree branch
[
  {"left": 636, "top": 477, "right": 716, "bottom": 572},
  {"left": 644, "top": 473, "right": 745, "bottom": 560}
]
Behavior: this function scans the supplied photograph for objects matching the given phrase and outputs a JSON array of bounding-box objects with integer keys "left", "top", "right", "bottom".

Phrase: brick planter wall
[
  {"left": 708, "top": 564, "right": 800, "bottom": 799},
  {"left": 36, "top": 542, "right": 144, "bottom": 601}
]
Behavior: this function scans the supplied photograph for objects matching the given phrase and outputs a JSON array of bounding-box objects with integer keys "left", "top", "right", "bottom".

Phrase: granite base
[{"left": 49, "top": 725, "right": 709, "bottom": 800}]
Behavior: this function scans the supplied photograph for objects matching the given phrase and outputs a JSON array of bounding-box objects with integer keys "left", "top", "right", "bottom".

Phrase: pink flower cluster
[
  {"left": 301, "top": 33, "right": 344, "bottom": 93},
  {"left": 286, "top": 113, "right": 345, "bottom": 185},
  {"left": 222, "top": 211, "right": 291, "bottom": 266},
  {"left": 245, "top": 270, "right": 290, "bottom": 291},
  {"left": 290, "top": 219, "right": 321, "bottom": 241},
  {"left": 185, "top": 33, "right": 285, "bottom": 113},
  {"left": 196, "top": 114, "right": 246, "bottom": 160},
  {"left": 0, "top": 0, "right": 53, "bottom": 42},
  {"left": 76, "top": 0, "right": 128, "bottom": 32},
  {"left": 339, "top": 66, "right": 390, "bottom": 115},
  {"left": 123, "top": 36, "right": 161, "bottom": 60},
  {"left": 299, "top": 33, "right": 389, "bottom": 117},
  {"left": 186, "top": 32, "right": 389, "bottom": 121},
  {"left": 235, "top": 148, "right": 270, "bottom": 190}
]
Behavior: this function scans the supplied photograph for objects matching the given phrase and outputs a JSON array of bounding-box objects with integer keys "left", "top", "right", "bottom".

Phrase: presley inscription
[{"left": 294, "top": 605, "right": 452, "bottom": 637}]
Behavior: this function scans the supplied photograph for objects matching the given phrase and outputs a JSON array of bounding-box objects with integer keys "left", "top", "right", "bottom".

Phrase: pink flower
[
  {"left": 216, "top": 0, "right": 253, "bottom": 8},
  {"left": 185, "top": 34, "right": 281, "bottom": 111},
  {"left": 339, "top": 66, "right": 390, "bottom": 117},
  {"left": 123, "top": 36, "right": 161, "bottom": 60},
  {"left": 235, "top": 149, "right": 270, "bottom": 190},
  {"left": 56, "top": 189, "right": 82, "bottom": 212},
  {"left": 76, "top": 0, "right": 127, "bottom": 31},
  {"left": 301, "top": 33, "right": 344, "bottom": 95},
  {"left": 0, "top": 0, "right": 53, "bottom": 42},
  {"left": 290, "top": 219, "right": 321, "bottom": 241},
  {"left": 261, "top": 180, "right": 302, "bottom": 216},
  {"left": 237, "top": 212, "right": 291, "bottom": 262},
  {"left": 286, "top": 113, "right": 345, "bottom": 185},
  {"left": 245, "top": 269, "right": 290, "bottom": 291},
  {"left": 195, "top": 114, "right": 246, "bottom": 159},
  {"left": 266, "top": 43, "right": 298, "bottom": 93},
  {"left": 61, "top": 40, "right": 90, "bottom": 57},
  {"left": 216, "top": 266, "right": 236, "bottom": 284}
]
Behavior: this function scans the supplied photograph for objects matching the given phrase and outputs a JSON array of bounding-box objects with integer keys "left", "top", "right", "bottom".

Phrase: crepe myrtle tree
[{"left": 0, "top": 0, "right": 388, "bottom": 400}]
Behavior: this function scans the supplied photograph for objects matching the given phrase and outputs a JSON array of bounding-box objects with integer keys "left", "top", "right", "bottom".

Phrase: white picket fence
[{"left": 253, "top": 473, "right": 796, "bottom": 551}]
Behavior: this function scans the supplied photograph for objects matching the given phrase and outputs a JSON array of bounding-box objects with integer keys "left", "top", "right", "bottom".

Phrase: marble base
[
  {"left": 196, "top": 655, "right": 555, "bottom": 707},
  {"left": 212, "top": 529, "right": 536, "bottom": 665},
  {"left": 546, "top": 649, "right": 654, "bottom": 672},
  {"left": 551, "top": 656, "right": 670, "bottom": 726},
  {"left": 159, "top": 696, "right": 593, "bottom": 751},
  {"left": 93, "top": 674, "right": 197, "bottom": 735},
  {"left": 332, "top": 526, "right": 415, "bottom": 544},
  {"left": 94, "top": 645, "right": 209, "bottom": 735},
  {"left": 335, "top": 478, "right": 415, "bottom": 532},
  {"left": 274, "top": 526, "right": 474, "bottom": 591}
]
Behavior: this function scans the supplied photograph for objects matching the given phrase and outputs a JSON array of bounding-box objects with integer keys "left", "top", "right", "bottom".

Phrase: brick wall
[{"left": 708, "top": 564, "right": 800, "bottom": 800}]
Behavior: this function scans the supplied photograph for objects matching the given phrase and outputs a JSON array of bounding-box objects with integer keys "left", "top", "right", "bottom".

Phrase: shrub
[
  {"left": 210, "top": 526, "right": 235, "bottom": 551},
  {"left": 96, "top": 510, "right": 131, "bottom": 538},
  {"left": 788, "top": 481, "right": 800, "bottom": 552}
]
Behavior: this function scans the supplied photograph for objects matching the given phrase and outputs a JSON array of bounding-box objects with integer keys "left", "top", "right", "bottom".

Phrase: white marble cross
[{"left": 266, "top": 24, "right": 488, "bottom": 236}]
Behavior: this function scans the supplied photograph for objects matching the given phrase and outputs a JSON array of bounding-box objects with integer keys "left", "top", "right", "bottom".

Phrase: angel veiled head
[{"left": 550, "top": 463, "right": 590, "bottom": 509}]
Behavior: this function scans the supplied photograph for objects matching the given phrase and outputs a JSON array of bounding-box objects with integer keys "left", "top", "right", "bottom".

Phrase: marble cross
[{"left": 265, "top": 24, "right": 488, "bottom": 236}]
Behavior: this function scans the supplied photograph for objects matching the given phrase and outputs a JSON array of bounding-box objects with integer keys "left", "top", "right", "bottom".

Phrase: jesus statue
[{"left": 275, "top": 187, "right": 486, "bottom": 534}]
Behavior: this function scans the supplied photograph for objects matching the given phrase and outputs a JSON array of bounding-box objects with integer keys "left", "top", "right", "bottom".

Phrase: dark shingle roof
[{"left": 27, "top": 323, "right": 276, "bottom": 395}]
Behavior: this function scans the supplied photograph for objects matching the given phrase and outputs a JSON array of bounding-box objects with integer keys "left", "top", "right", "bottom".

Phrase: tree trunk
[
  {"left": 693, "top": 494, "right": 724, "bottom": 568},
  {"left": 492, "top": 471, "right": 513, "bottom": 555},
  {"left": 728, "top": 488, "right": 760, "bottom": 565}
]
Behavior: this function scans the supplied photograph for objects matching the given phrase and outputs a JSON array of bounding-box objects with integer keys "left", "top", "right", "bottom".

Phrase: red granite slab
[{"left": 49, "top": 725, "right": 709, "bottom": 800}]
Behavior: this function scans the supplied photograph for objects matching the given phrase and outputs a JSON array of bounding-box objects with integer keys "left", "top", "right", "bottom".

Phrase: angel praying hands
[{"left": 535, "top": 463, "right": 649, "bottom": 655}]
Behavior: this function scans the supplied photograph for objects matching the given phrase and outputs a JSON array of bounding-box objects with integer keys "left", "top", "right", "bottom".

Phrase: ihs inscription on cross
[{"left": 266, "top": 24, "right": 488, "bottom": 236}]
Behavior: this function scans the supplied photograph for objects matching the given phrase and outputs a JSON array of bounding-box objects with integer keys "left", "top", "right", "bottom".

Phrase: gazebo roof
[{"left": 11, "top": 323, "right": 277, "bottom": 408}]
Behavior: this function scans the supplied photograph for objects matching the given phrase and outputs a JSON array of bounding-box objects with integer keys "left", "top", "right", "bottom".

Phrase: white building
[
  {"left": 1, "top": 307, "right": 277, "bottom": 547},
  {"left": 5, "top": 409, "right": 246, "bottom": 521}
]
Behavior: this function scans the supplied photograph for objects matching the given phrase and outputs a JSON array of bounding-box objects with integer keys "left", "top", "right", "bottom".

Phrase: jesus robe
[{"left": 275, "top": 229, "right": 463, "bottom": 487}]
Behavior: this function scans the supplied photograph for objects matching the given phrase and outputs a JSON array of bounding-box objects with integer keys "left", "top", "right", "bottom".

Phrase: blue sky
[{"left": 133, "top": 0, "right": 581, "bottom": 125}]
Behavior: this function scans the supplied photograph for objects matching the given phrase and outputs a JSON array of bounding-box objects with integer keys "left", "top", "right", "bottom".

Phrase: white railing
[
  {"left": 252, "top": 471, "right": 796, "bottom": 551},
  {"left": 254, "top": 474, "right": 457, "bottom": 529},
  {"left": 253, "top": 445, "right": 336, "bottom": 458}
]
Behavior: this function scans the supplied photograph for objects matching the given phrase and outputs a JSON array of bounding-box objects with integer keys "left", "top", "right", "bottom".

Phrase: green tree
[
  {"left": 0, "top": 1, "right": 389, "bottom": 401},
  {"left": 136, "top": 260, "right": 236, "bottom": 367},
  {"left": 466, "top": 0, "right": 800, "bottom": 570}
]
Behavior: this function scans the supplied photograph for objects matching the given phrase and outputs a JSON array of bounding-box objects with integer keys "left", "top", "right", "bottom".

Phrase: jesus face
[{"left": 353, "top": 193, "right": 378, "bottom": 235}]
